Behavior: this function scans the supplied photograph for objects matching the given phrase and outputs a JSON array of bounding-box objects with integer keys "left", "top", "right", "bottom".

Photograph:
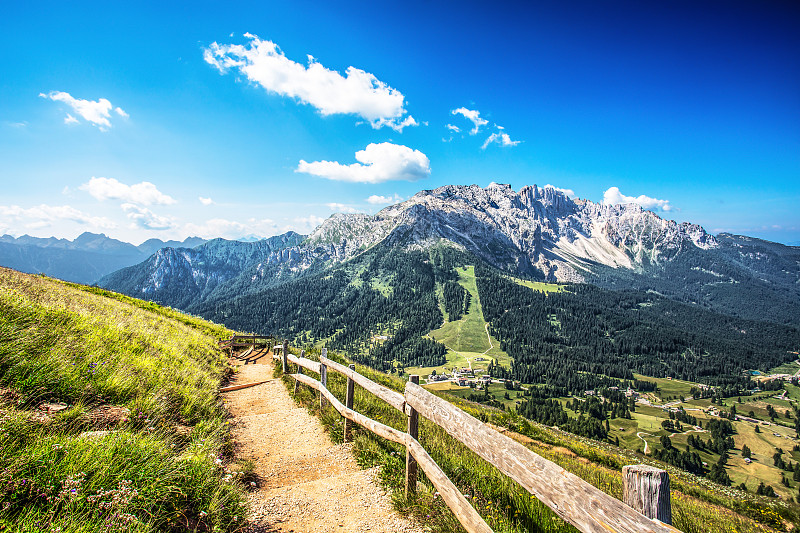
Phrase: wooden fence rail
[{"left": 269, "top": 347, "right": 678, "bottom": 533}]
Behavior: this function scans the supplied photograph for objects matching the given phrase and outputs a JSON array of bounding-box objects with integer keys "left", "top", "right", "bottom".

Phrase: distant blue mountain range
[{"left": 0, "top": 232, "right": 207, "bottom": 284}]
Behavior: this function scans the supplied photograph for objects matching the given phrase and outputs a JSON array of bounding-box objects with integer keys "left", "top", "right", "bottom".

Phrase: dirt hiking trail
[{"left": 223, "top": 349, "right": 425, "bottom": 533}]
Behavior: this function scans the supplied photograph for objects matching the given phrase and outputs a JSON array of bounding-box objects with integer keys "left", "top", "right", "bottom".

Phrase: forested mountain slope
[{"left": 100, "top": 184, "right": 800, "bottom": 327}]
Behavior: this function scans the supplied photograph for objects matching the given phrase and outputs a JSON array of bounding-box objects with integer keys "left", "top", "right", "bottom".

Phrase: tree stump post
[
  {"left": 319, "top": 348, "right": 328, "bottom": 409},
  {"left": 623, "top": 464, "right": 671, "bottom": 525},
  {"left": 281, "top": 340, "right": 288, "bottom": 374},
  {"left": 406, "top": 375, "right": 420, "bottom": 498},
  {"left": 343, "top": 364, "right": 355, "bottom": 442},
  {"left": 294, "top": 350, "right": 305, "bottom": 395}
]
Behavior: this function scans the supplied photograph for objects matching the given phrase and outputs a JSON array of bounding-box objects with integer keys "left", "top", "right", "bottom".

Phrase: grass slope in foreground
[{"left": 0, "top": 268, "right": 248, "bottom": 532}]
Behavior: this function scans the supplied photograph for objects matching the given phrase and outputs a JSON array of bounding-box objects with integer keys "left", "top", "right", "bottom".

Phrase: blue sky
[{"left": 1, "top": 0, "right": 798, "bottom": 244}]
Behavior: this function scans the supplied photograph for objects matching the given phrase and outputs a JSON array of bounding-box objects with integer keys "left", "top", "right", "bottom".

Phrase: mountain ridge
[{"left": 98, "top": 183, "right": 800, "bottom": 328}]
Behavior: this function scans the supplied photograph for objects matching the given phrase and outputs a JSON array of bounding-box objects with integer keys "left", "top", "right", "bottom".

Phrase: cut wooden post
[
  {"left": 623, "top": 464, "right": 672, "bottom": 525},
  {"left": 281, "top": 340, "right": 288, "bottom": 374},
  {"left": 343, "top": 363, "right": 355, "bottom": 442},
  {"left": 294, "top": 350, "right": 305, "bottom": 395},
  {"left": 319, "top": 348, "right": 328, "bottom": 409},
  {"left": 406, "top": 375, "right": 419, "bottom": 498}
]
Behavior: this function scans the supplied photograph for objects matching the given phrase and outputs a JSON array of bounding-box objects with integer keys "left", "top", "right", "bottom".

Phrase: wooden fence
[
  {"left": 267, "top": 342, "right": 678, "bottom": 533},
  {"left": 219, "top": 334, "right": 275, "bottom": 349}
]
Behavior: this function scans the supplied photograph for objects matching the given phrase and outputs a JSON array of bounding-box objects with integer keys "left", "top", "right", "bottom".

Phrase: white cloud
[
  {"left": 114, "top": 107, "right": 129, "bottom": 118},
  {"left": 184, "top": 217, "right": 276, "bottom": 239},
  {"left": 451, "top": 107, "right": 488, "bottom": 135},
  {"left": 40, "top": 91, "right": 127, "bottom": 130},
  {"left": 121, "top": 204, "right": 176, "bottom": 230},
  {"left": 199, "top": 196, "right": 214, "bottom": 206},
  {"left": 481, "top": 132, "right": 520, "bottom": 149},
  {"left": 296, "top": 142, "right": 430, "bottom": 184},
  {"left": 602, "top": 186, "right": 673, "bottom": 212},
  {"left": 326, "top": 203, "right": 359, "bottom": 214},
  {"left": 445, "top": 124, "right": 460, "bottom": 133},
  {"left": 543, "top": 184, "right": 577, "bottom": 199},
  {"left": 0, "top": 204, "right": 116, "bottom": 230},
  {"left": 204, "top": 33, "right": 417, "bottom": 131},
  {"left": 293, "top": 215, "right": 326, "bottom": 231},
  {"left": 80, "top": 177, "right": 176, "bottom": 206},
  {"left": 366, "top": 194, "right": 403, "bottom": 205}
]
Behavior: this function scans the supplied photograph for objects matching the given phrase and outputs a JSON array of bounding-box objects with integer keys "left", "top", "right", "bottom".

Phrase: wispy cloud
[
  {"left": 366, "top": 194, "right": 403, "bottom": 205},
  {"left": 326, "top": 203, "right": 359, "bottom": 213},
  {"left": 481, "top": 132, "right": 520, "bottom": 149},
  {"left": 451, "top": 107, "right": 488, "bottom": 135},
  {"left": 0, "top": 204, "right": 116, "bottom": 230},
  {"left": 204, "top": 33, "right": 417, "bottom": 131},
  {"left": 121, "top": 204, "right": 176, "bottom": 230},
  {"left": 602, "top": 186, "right": 672, "bottom": 212},
  {"left": 199, "top": 196, "right": 214, "bottom": 206},
  {"left": 39, "top": 91, "right": 127, "bottom": 130},
  {"left": 185, "top": 217, "right": 276, "bottom": 239},
  {"left": 297, "top": 142, "right": 430, "bottom": 184},
  {"left": 80, "top": 177, "right": 176, "bottom": 206}
]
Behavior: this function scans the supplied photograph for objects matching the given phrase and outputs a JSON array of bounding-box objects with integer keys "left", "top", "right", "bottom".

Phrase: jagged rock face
[
  {"left": 306, "top": 183, "right": 717, "bottom": 281},
  {"left": 102, "top": 183, "right": 722, "bottom": 298}
]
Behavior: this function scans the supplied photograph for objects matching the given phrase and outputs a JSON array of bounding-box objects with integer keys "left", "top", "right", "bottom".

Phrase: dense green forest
[{"left": 475, "top": 263, "right": 800, "bottom": 394}]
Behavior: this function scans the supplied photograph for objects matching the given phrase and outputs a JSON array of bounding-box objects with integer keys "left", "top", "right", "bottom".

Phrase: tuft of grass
[{"left": 0, "top": 268, "right": 248, "bottom": 532}]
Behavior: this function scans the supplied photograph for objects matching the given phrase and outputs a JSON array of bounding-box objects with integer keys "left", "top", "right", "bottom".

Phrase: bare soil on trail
[{"left": 223, "top": 350, "right": 425, "bottom": 533}]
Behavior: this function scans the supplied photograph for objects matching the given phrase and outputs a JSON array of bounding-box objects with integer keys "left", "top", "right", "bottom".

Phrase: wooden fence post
[
  {"left": 294, "top": 350, "right": 305, "bottom": 395},
  {"left": 343, "top": 364, "right": 355, "bottom": 442},
  {"left": 406, "top": 375, "right": 419, "bottom": 498},
  {"left": 623, "top": 464, "right": 671, "bottom": 525},
  {"left": 319, "top": 348, "right": 328, "bottom": 409},
  {"left": 281, "top": 340, "right": 288, "bottom": 374}
]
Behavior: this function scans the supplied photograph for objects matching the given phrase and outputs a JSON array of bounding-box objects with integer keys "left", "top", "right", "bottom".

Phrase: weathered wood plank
[
  {"left": 287, "top": 354, "right": 321, "bottom": 375},
  {"left": 288, "top": 374, "right": 492, "bottom": 533},
  {"left": 320, "top": 354, "right": 405, "bottom": 412},
  {"left": 406, "top": 439, "right": 493, "bottom": 533},
  {"left": 623, "top": 465, "right": 672, "bottom": 525},
  {"left": 406, "top": 375, "right": 419, "bottom": 497},
  {"left": 290, "top": 373, "right": 408, "bottom": 445},
  {"left": 344, "top": 363, "right": 355, "bottom": 442},
  {"left": 319, "top": 348, "right": 328, "bottom": 409},
  {"left": 220, "top": 380, "right": 271, "bottom": 393},
  {"left": 281, "top": 341, "right": 288, "bottom": 374},
  {"left": 404, "top": 382, "right": 677, "bottom": 533}
]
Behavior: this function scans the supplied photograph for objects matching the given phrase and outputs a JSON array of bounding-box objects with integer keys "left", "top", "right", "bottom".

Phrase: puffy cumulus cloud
[
  {"left": 481, "top": 132, "right": 520, "bottom": 149},
  {"left": 451, "top": 107, "right": 488, "bottom": 135},
  {"left": 366, "top": 193, "right": 403, "bottom": 205},
  {"left": 326, "top": 203, "right": 359, "bottom": 214},
  {"left": 0, "top": 204, "right": 115, "bottom": 230},
  {"left": 80, "top": 177, "right": 176, "bottom": 206},
  {"left": 296, "top": 142, "right": 430, "bottom": 184},
  {"left": 204, "top": 34, "right": 417, "bottom": 131},
  {"left": 199, "top": 196, "right": 214, "bottom": 206},
  {"left": 121, "top": 204, "right": 176, "bottom": 230},
  {"left": 543, "top": 184, "right": 577, "bottom": 199},
  {"left": 184, "top": 217, "right": 277, "bottom": 239},
  {"left": 602, "top": 187, "right": 673, "bottom": 212},
  {"left": 39, "top": 91, "right": 127, "bottom": 130}
]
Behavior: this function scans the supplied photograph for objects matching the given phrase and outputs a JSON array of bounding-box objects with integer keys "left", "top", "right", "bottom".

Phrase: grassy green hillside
[
  {"left": 417, "top": 265, "right": 510, "bottom": 375},
  {"left": 0, "top": 268, "right": 248, "bottom": 532}
]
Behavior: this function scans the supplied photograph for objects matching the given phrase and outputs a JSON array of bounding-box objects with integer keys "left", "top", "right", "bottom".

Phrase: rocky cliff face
[
  {"left": 105, "top": 184, "right": 723, "bottom": 296},
  {"left": 304, "top": 183, "right": 718, "bottom": 281}
]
